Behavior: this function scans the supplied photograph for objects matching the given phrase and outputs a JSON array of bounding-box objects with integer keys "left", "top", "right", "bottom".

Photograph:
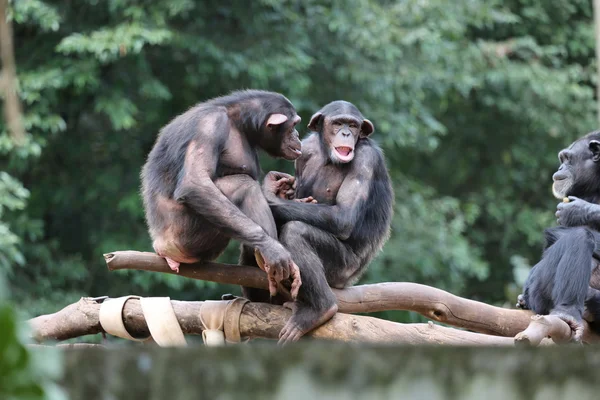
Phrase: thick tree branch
[
  {"left": 0, "top": 0, "right": 25, "bottom": 143},
  {"left": 105, "top": 251, "right": 600, "bottom": 344},
  {"left": 105, "top": 251, "right": 532, "bottom": 336},
  {"left": 28, "top": 297, "right": 516, "bottom": 346}
]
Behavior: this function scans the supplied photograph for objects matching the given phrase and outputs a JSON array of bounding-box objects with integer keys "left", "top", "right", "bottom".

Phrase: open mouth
[
  {"left": 288, "top": 146, "right": 302, "bottom": 156},
  {"left": 335, "top": 146, "right": 353, "bottom": 161}
]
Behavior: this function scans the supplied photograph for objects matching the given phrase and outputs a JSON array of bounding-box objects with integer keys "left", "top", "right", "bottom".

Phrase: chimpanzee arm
[
  {"left": 269, "top": 148, "right": 379, "bottom": 240},
  {"left": 556, "top": 196, "right": 600, "bottom": 230},
  {"left": 173, "top": 114, "right": 271, "bottom": 248}
]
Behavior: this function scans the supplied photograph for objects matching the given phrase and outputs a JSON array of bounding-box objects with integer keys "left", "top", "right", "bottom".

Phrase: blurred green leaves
[{"left": 0, "top": 302, "right": 66, "bottom": 400}]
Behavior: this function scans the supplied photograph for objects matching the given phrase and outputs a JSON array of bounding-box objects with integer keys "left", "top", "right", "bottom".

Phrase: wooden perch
[
  {"left": 105, "top": 251, "right": 600, "bottom": 345},
  {"left": 514, "top": 314, "right": 591, "bottom": 346},
  {"left": 104, "top": 251, "right": 533, "bottom": 336},
  {"left": 28, "top": 297, "right": 516, "bottom": 346}
]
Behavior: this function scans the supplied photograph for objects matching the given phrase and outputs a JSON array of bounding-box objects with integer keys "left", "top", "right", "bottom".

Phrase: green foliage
[
  {"left": 0, "top": 303, "right": 65, "bottom": 400},
  {"left": 1, "top": 0, "right": 598, "bottom": 324},
  {"left": 0, "top": 172, "right": 29, "bottom": 270}
]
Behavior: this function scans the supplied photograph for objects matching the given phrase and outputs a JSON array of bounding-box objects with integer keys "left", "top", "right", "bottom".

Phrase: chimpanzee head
[
  {"left": 552, "top": 131, "right": 600, "bottom": 200},
  {"left": 261, "top": 112, "right": 302, "bottom": 160},
  {"left": 253, "top": 92, "right": 302, "bottom": 161},
  {"left": 308, "top": 101, "right": 374, "bottom": 164}
]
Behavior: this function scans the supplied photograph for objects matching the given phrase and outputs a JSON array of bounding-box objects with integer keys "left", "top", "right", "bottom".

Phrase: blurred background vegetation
[{"left": 1, "top": 0, "right": 598, "bottom": 328}]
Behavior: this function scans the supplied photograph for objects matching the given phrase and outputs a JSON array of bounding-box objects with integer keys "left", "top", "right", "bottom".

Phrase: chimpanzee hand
[
  {"left": 294, "top": 196, "right": 318, "bottom": 204},
  {"left": 262, "top": 171, "right": 296, "bottom": 201},
  {"left": 556, "top": 196, "right": 600, "bottom": 227},
  {"left": 256, "top": 239, "right": 301, "bottom": 300}
]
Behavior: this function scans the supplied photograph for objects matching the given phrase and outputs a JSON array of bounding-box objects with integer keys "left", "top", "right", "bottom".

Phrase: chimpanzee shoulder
[{"left": 346, "top": 138, "right": 393, "bottom": 247}]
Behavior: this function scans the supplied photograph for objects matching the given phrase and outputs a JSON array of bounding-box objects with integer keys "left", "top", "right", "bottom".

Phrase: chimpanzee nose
[
  {"left": 558, "top": 150, "right": 572, "bottom": 163},
  {"left": 342, "top": 130, "right": 350, "bottom": 137}
]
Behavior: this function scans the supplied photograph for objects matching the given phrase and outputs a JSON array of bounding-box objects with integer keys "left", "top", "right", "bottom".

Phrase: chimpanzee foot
[
  {"left": 516, "top": 294, "right": 529, "bottom": 310},
  {"left": 550, "top": 310, "right": 584, "bottom": 342},
  {"left": 165, "top": 257, "right": 180, "bottom": 273},
  {"left": 278, "top": 303, "right": 338, "bottom": 345}
]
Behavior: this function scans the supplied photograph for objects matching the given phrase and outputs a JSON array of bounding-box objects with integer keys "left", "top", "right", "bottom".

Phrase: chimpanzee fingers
[
  {"left": 278, "top": 321, "right": 303, "bottom": 346},
  {"left": 289, "top": 261, "right": 302, "bottom": 300},
  {"left": 567, "top": 196, "right": 580, "bottom": 202},
  {"left": 275, "top": 177, "right": 292, "bottom": 190},
  {"left": 270, "top": 171, "right": 294, "bottom": 182},
  {"left": 280, "top": 262, "right": 291, "bottom": 281},
  {"left": 268, "top": 275, "right": 278, "bottom": 297},
  {"left": 254, "top": 249, "right": 267, "bottom": 272},
  {"left": 277, "top": 326, "right": 294, "bottom": 346}
]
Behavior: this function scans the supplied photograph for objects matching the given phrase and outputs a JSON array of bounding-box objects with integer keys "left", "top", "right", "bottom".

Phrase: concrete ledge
[{"left": 57, "top": 343, "right": 600, "bottom": 399}]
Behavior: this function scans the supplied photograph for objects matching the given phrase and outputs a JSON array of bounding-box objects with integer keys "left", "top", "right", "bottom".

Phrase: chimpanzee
[
  {"left": 518, "top": 131, "right": 600, "bottom": 340},
  {"left": 141, "top": 90, "right": 303, "bottom": 302},
  {"left": 262, "top": 101, "right": 394, "bottom": 343}
]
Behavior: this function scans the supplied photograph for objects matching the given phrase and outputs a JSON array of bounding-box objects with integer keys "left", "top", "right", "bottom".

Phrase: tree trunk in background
[{"left": 0, "top": 0, "right": 25, "bottom": 144}]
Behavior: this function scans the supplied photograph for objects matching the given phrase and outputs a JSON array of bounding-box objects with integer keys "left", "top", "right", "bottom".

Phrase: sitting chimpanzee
[
  {"left": 262, "top": 101, "right": 394, "bottom": 343},
  {"left": 141, "top": 90, "right": 302, "bottom": 302},
  {"left": 518, "top": 131, "right": 600, "bottom": 340}
]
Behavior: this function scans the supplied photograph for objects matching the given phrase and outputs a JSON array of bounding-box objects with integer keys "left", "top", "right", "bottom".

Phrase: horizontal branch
[
  {"left": 28, "top": 297, "right": 515, "bottom": 346},
  {"left": 105, "top": 251, "right": 533, "bottom": 336},
  {"left": 105, "top": 251, "right": 600, "bottom": 344}
]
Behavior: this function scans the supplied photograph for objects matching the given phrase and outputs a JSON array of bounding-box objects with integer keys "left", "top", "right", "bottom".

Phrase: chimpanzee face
[
  {"left": 322, "top": 115, "right": 362, "bottom": 163},
  {"left": 552, "top": 137, "right": 600, "bottom": 199},
  {"left": 263, "top": 113, "right": 302, "bottom": 160},
  {"left": 308, "top": 101, "right": 374, "bottom": 164}
]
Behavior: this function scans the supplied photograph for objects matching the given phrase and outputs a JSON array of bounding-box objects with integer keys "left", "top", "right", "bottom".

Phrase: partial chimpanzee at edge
[
  {"left": 262, "top": 101, "right": 394, "bottom": 343},
  {"left": 141, "top": 90, "right": 302, "bottom": 302},
  {"left": 518, "top": 131, "right": 600, "bottom": 340}
]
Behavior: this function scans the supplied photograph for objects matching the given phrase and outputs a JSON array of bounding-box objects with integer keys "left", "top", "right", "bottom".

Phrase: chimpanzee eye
[
  {"left": 349, "top": 123, "right": 358, "bottom": 129},
  {"left": 332, "top": 121, "right": 342, "bottom": 127}
]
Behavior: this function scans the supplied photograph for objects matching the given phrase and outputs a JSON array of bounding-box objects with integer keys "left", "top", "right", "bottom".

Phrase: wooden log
[
  {"left": 104, "top": 251, "right": 267, "bottom": 289},
  {"left": 104, "top": 251, "right": 535, "bottom": 336},
  {"left": 28, "top": 297, "right": 516, "bottom": 346},
  {"left": 104, "top": 251, "right": 600, "bottom": 344}
]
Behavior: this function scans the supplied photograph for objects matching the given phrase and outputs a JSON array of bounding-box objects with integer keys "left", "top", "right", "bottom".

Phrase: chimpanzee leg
[
  {"left": 215, "top": 175, "right": 278, "bottom": 303},
  {"left": 518, "top": 227, "right": 583, "bottom": 310},
  {"left": 277, "top": 221, "right": 354, "bottom": 343},
  {"left": 550, "top": 227, "right": 596, "bottom": 321},
  {"left": 523, "top": 227, "right": 596, "bottom": 340}
]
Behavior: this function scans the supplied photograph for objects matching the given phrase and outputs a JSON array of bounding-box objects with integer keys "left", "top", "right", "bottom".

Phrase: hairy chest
[
  {"left": 296, "top": 154, "right": 348, "bottom": 204},
  {"left": 218, "top": 129, "right": 260, "bottom": 179}
]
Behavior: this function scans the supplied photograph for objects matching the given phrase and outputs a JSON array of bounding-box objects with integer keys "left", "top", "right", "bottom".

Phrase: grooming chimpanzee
[
  {"left": 141, "top": 90, "right": 302, "bottom": 302},
  {"left": 518, "top": 131, "right": 600, "bottom": 340},
  {"left": 262, "top": 101, "right": 394, "bottom": 343}
]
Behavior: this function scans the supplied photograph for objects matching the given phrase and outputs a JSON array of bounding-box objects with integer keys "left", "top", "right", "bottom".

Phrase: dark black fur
[
  {"left": 520, "top": 131, "right": 600, "bottom": 337},
  {"left": 141, "top": 89, "right": 302, "bottom": 302},
  {"left": 264, "top": 101, "right": 394, "bottom": 341}
]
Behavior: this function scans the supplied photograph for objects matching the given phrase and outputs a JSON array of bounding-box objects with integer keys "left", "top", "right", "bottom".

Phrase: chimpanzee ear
[
  {"left": 590, "top": 140, "right": 600, "bottom": 162},
  {"left": 308, "top": 112, "right": 323, "bottom": 131},
  {"left": 360, "top": 119, "right": 375, "bottom": 138},
  {"left": 266, "top": 113, "right": 288, "bottom": 129}
]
